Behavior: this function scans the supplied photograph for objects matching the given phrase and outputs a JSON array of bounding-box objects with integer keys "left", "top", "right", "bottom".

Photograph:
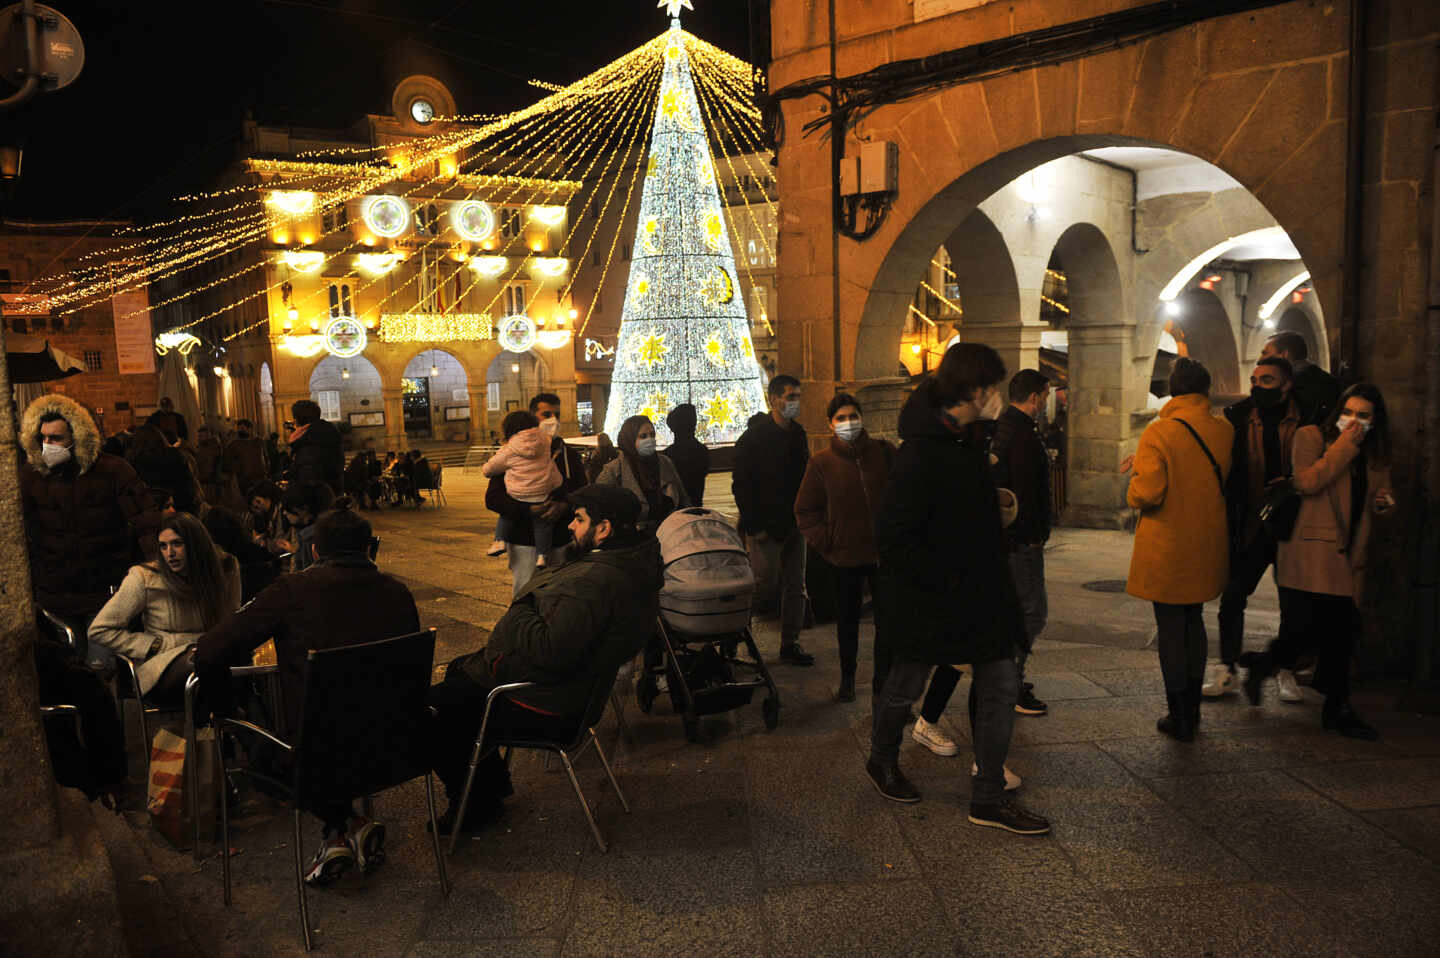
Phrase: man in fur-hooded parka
[{"left": 19, "top": 394, "right": 162, "bottom": 621}]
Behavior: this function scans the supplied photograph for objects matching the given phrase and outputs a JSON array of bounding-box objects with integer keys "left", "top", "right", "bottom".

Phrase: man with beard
[
  {"left": 1203, "top": 356, "right": 1303, "bottom": 699},
  {"left": 427, "top": 485, "right": 662, "bottom": 835}
]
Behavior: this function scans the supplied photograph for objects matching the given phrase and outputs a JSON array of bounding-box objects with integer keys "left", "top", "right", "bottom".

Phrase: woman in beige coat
[
  {"left": 1242, "top": 383, "right": 1394, "bottom": 739},
  {"left": 89, "top": 512, "right": 242, "bottom": 705},
  {"left": 1124, "top": 358, "right": 1233, "bottom": 742}
]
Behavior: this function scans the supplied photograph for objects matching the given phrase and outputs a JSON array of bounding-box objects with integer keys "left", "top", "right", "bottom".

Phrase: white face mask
[
  {"left": 538, "top": 417, "right": 560, "bottom": 437},
  {"left": 781, "top": 399, "right": 801, "bottom": 421},
  {"left": 40, "top": 443, "right": 73, "bottom": 467},
  {"left": 980, "top": 390, "right": 1004, "bottom": 421},
  {"left": 635, "top": 437, "right": 657, "bottom": 457},
  {"left": 834, "top": 420, "right": 862, "bottom": 442},
  {"left": 1336, "top": 415, "right": 1372, "bottom": 437}
]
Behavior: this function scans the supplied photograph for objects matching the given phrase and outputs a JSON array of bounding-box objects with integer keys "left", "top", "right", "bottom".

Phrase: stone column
[
  {"left": 1064, "top": 322, "right": 1136, "bottom": 528},
  {"left": 381, "top": 387, "right": 407, "bottom": 452},
  {"left": 961, "top": 320, "right": 1044, "bottom": 381}
]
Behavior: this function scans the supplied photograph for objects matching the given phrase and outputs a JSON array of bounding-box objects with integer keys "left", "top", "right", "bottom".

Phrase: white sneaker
[
  {"left": 1276, "top": 669, "right": 1303, "bottom": 703},
  {"left": 972, "top": 761, "right": 1022, "bottom": 791},
  {"left": 911, "top": 717, "right": 959, "bottom": 757},
  {"left": 1201, "top": 663, "right": 1237, "bottom": 698}
]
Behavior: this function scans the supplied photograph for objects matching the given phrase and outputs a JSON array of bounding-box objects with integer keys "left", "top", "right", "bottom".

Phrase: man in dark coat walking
[
  {"left": 990, "top": 369, "right": 1053, "bottom": 717},
  {"left": 287, "top": 399, "right": 344, "bottom": 494},
  {"left": 866, "top": 344, "right": 1050, "bottom": 836},
  {"left": 732, "top": 374, "right": 813, "bottom": 666}
]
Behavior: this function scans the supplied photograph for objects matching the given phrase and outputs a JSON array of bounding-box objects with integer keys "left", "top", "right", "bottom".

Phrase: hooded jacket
[
  {"left": 874, "top": 382, "right": 1025, "bottom": 667},
  {"left": 485, "top": 436, "right": 588, "bottom": 548},
  {"left": 732, "top": 411, "right": 809, "bottom": 538},
  {"left": 463, "top": 534, "right": 662, "bottom": 716},
  {"left": 288, "top": 417, "right": 344, "bottom": 493},
  {"left": 596, "top": 452, "right": 690, "bottom": 527},
  {"left": 990, "top": 405, "right": 1052, "bottom": 546},
  {"left": 793, "top": 430, "right": 894, "bottom": 567},
  {"left": 19, "top": 394, "right": 162, "bottom": 620},
  {"left": 482, "top": 426, "right": 564, "bottom": 502}
]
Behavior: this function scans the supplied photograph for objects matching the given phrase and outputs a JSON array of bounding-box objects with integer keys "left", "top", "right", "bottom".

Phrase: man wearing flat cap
[{"left": 428, "top": 484, "right": 662, "bottom": 834}]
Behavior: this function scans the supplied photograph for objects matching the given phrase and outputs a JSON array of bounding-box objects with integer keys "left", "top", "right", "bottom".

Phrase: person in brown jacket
[
  {"left": 1242, "top": 383, "right": 1394, "bottom": 740},
  {"left": 1124, "top": 358, "right": 1233, "bottom": 742},
  {"left": 794, "top": 392, "right": 895, "bottom": 702}
]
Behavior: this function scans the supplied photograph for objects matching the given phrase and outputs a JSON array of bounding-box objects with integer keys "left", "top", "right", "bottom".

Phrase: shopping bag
[{"left": 147, "top": 726, "right": 219, "bottom": 849}]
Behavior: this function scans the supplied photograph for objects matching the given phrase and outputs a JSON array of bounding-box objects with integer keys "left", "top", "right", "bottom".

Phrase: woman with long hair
[
  {"left": 1242, "top": 383, "right": 1394, "bottom": 739},
  {"left": 89, "top": 513, "right": 242, "bottom": 705},
  {"left": 596, "top": 415, "right": 690, "bottom": 530}
]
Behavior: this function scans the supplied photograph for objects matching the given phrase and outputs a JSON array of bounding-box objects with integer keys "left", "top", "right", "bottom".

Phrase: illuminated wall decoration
[
  {"left": 356, "top": 252, "right": 402, "bottom": 275},
  {"left": 324, "top": 317, "right": 368, "bottom": 358},
  {"left": 281, "top": 250, "right": 327, "bottom": 273},
  {"left": 452, "top": 200, "right": 497, "bottom": 241},
  {"left": 154, "top": 331, "right": 202, "bottom": 355},
  {"left": 603, "top": 13, "right": 766, "bottom": 444},
  {"left": 363, "top": 196, "right": 411, "bottom": 237},
  {"left": 497, "top": 314, "right": 538, "bottom": 352},
  {"left": 470, "top": 256, "right": 508, "bottom": 276},
  {"left": 267, "top": 190, "right": 316, "bottom": 214},
  {"left": 378, "top": 313, "right": 495, "bottom": 343}
]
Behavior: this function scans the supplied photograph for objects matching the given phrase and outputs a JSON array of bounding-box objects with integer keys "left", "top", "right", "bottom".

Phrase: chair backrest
[
  {"left": 432, "top": 462, "right": 444, "bottom": 488},
  {"left": 291, "top": 628, "right": 436, "bottom": 806}
]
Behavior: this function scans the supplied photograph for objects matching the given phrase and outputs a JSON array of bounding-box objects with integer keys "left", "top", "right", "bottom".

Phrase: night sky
[{"left": 3, "top": 0, "right": 753, "bottom": 221}]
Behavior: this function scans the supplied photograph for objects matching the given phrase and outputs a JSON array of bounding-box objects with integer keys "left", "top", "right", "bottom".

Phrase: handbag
[
  {"left": 147, "top": 725, "right": 219, "bottom": 849},
  {"left": 1258, "top": 479, "right": 1302, "bottom": 541}
]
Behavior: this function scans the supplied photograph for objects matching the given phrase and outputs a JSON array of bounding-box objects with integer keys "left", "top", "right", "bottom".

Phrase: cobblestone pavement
[{"left": 106, "top": 471, "right": 1440, "bottom": 957}]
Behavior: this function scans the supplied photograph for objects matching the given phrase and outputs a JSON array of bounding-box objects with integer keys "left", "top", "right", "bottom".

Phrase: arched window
[{"left": 328, "top": 282, "right": 355, "bottom": 318}]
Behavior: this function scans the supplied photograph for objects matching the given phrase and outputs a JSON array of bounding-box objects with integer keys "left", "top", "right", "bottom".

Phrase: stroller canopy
[{"left": 656, "top": 508, "right": 747, "bottom": 566}]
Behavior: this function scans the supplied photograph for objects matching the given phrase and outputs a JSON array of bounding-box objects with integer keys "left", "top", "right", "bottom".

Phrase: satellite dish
[{"left": 0, "top": 4, "right": 85, "bottom": 92}]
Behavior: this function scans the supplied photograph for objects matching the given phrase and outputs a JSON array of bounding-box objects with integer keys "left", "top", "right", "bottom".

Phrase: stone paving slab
[{"left": 99, "top": 472, "right": 1440, "bottom": 956}]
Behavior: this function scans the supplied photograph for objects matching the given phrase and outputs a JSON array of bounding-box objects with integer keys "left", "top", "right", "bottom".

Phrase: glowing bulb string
[
  {"left": 413, "top": 55, "right": 660, "bottom": 328},
  {"left": 690, "top": 60, "right": 777, "bottom": 276}
]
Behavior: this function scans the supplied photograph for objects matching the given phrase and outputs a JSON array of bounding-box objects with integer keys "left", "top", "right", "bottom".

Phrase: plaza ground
[{"left": 97, "top": 471, "right": 1440, "bottom": 957}]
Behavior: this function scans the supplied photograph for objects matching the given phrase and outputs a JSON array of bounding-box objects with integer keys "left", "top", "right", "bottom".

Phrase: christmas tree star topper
[{"left": 658, "top": 0, "right": 694, "bottom": 18}]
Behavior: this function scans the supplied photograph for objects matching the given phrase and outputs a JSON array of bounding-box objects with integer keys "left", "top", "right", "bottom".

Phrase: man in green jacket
[{"left": 428, "top": 485, "right": 662, "bottom": 834}]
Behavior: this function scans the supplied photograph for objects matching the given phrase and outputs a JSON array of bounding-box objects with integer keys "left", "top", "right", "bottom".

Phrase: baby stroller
[{"left": 637, "top": 508, "right": 781, "bottom": 741}]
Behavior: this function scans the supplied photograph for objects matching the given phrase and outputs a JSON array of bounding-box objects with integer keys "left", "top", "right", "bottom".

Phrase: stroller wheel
[
  {"left": 762, "top": 697, "right": 780, "bottom": 731},
  {"left": 683, "top": 714, "right": 700, "bottom": 743}
]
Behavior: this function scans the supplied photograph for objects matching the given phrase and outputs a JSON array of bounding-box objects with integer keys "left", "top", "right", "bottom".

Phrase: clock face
[{"left": 410, "top": 99, "right": 435, "bottom": 124}]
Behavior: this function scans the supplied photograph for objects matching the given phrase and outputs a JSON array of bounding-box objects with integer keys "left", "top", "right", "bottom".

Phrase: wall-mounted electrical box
[{"left": 839, "top": 141, "right": 899, "bottom": 197}]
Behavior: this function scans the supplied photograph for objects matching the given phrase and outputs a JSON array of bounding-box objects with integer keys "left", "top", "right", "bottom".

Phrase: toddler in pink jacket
[{"left": 483, "top": 410, "right": 563, "bottom": 558}]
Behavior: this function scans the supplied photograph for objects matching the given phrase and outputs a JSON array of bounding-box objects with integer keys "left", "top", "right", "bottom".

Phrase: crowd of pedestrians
[{"left": 16, "top": 329, "right": 1395, "bottom": 887}]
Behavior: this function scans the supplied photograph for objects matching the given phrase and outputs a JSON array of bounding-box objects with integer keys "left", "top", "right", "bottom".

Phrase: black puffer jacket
[
  {"left": 989, "top": 405, "right": 1051, "bottom": 546},
  {"left": 289, "top": 418, "right": 344, "bottom": 492},
  {"left": 18, "top": 394, "right": 161, "bottom": 620},
  {"left": 732, "top": 412, "right": 808, "bottom": 538},
  {"left": 465, "top": 534, "right": 662, "bottom": 715},
  {"left": 875, "top": 381, "right": 1024, "bottom": 667}
]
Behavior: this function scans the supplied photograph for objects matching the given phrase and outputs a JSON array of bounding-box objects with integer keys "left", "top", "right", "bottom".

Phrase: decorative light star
[
  {"left": 635, "top": 331, "right": 670, "bottom": 370},
  {"left": 633, "top": 276, "right": 651, "bottom": 299},
  {"left": 703, "top": 210, "right": 724, "bottom": 251},
  {"left": 638, "top": 389, "right": 671, "bottom": 423},
  {"left": 642, "top": 216, "right": 663, "bottom": 254},
  {"left": 701, "top": 393, "right": 736, "bottom": 431},
  {"left": 739, "top": 336, "right": 754, "bottom": 359},
  {"left": 657, "top": 0, "right": 694, "bottom": 17},
  {"left": 704, "top": 332, "right": 728, "bottom": 367},
  {"left": 660, "top": 89, "right": 681, "bottom": 120}
]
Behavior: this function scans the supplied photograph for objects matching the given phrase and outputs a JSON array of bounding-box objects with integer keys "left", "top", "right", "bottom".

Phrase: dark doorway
[{"left": 402, "top": 377, "right": 431, "bottom": 437}]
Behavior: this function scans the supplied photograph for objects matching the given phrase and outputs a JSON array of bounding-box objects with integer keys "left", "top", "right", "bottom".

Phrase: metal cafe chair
[
  {"left": 448, "top": 671, "right": 630, "bottom": 856},
  {"left": 418, "top": 462, "right": 448, "bottom": 507},
  {"left": 215, "top": 628, "right": 449, "bottom": 951}
]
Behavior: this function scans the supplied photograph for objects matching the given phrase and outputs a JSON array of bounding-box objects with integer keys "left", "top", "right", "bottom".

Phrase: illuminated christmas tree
[{"left": 602, "top": 4, "right": 768, "bottom": 444}]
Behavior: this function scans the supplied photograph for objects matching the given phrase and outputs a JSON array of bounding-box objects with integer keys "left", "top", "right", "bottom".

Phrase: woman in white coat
[{"left": 89, "top": 512, "right": 242, "bottom": 705}]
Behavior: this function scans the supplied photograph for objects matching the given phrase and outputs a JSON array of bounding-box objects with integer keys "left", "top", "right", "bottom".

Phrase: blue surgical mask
[{"left": 635, "top": 437, "right": 657, "bottom": 457}]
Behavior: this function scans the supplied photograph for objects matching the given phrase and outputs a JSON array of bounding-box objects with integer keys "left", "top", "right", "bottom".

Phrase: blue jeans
[
  {"left": 870, "top": 656, "right": 1019, "bottom": 805},
  {"left": 495, "top": 515, "right": 553, "bottom": 555}
]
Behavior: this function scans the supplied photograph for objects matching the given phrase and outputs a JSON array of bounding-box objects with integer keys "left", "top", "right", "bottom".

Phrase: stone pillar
[
  {"left": 845, "top": 377, "right": 911, "bottom": 443},
  {"left": 1064, "top": 322, "right": 1137, "bottom": 528},
  {"left": 961, "top": 321, "right": 1043, "bottom": 381},
  {"left": 381, "top": 387, "right": 407, "bottom": 452},
  {"left": 0, "top": 327, "right": 127, "bottom": 953}
]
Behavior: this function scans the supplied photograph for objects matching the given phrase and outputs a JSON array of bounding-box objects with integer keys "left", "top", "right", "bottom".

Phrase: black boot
[
  {"left": 865, "top": 758, "right": 920, "bottom": 802},
  {"left": 1239, "top": 650, "right": 1272, "bottom": 706},
  {"left": 1156, "top": 689, "right": 1195, "bottom": 742},
  {"left": 1322, "top": 699, "right": 1379, "bottom": 740},
  {"left": 837, "top": 673, "right": 856, "bottom": 703}
]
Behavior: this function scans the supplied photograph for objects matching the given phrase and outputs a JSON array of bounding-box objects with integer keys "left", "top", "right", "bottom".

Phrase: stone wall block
[
  {"left": 1077, "top": 44, "right": 1143, "bottom": 132},
  {"left": 1382, "top": 109, "right": 1433, "bottom": 182},
  {"left": 1203, "top": 1, "right": 1348, "bottom": 71},
  {"left": 935, "top": 82, "right": 999, "bottom": 170},
  {"left": 1124, "top": 28, "right": 1202, "bottom": 142},
  {"left": 1219, "top": 62, "right": 1328, "bottom": 193},
  {"left": 1169, "top": 70, "right": 1274, "bottom": 163},
  {"left": 1327, "top": 53, "right": 1349, "bottom": 121},
  {"left": 1253, "top": 120, "right": 1346, "bottom": 241},
  {"left": 1036, "top": 60, "right": 1080, "bottom": 138},
  {"left": 1371, "top": 0, "right": 1440, "bottom": 45},
  {"left": 982, "top": 71, "right": 1041, "bottom": 153},
  {"left": 1368, "top": 40, "right": 1439, "bottom": 113},
  {"left": 1363, "top": 181, "right": 1419, "bottom": 254}
]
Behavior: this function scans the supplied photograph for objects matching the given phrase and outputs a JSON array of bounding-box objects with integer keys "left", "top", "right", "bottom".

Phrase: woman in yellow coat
[
  {"left": 1124, "top": 358, "right": 1233, "bottom": 741},
  {"left": 1242, "top": 383, "right": 1394, "bottom": 739}
]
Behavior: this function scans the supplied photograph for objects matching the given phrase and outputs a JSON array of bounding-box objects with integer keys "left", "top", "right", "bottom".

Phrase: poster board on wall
[{"left": 112, "top": 289, "right": 155, "bottom": 376}]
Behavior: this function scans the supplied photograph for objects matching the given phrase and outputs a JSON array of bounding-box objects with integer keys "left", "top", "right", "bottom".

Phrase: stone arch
[
  {"left": 310, "top": 354, "right": 385, "bottom": 445},
  {"left": 485, "top": 349, "right": 548, "bottom": 416},
  {"left": 1273, "top": 305, "right": 1327, "bottom": 366},
  {"left": 1169, "top": 288, "right": 1241, "bottom": 396},
  {"left": 401, "top": 349, "right": 471, "bottom": 441}
]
